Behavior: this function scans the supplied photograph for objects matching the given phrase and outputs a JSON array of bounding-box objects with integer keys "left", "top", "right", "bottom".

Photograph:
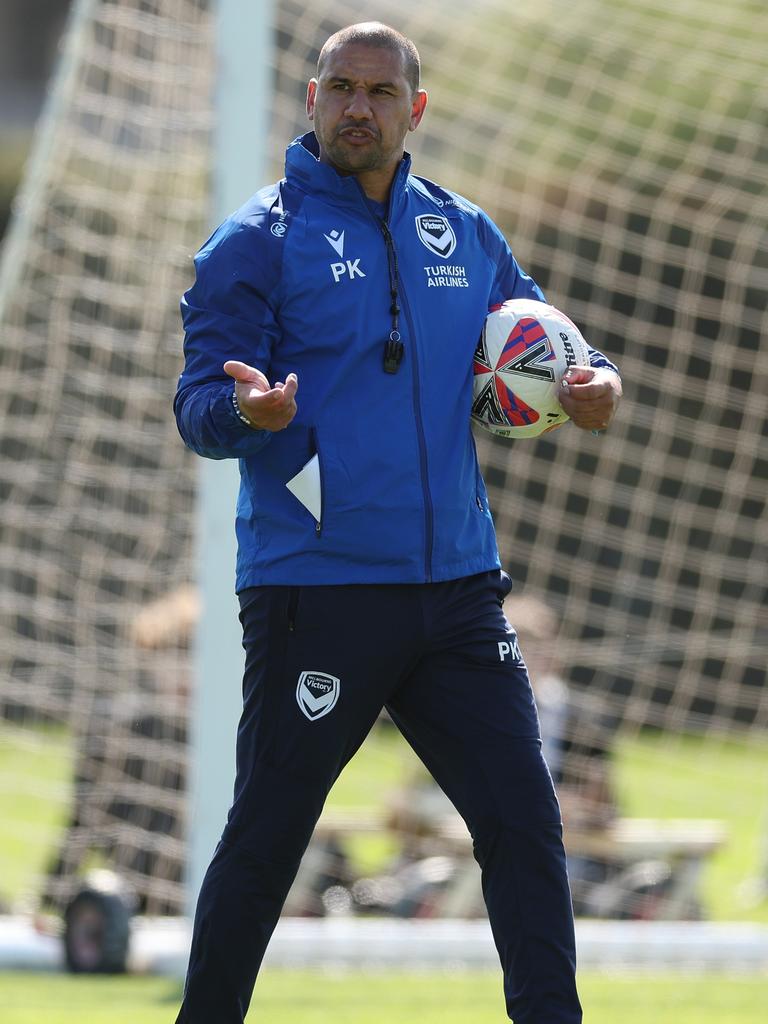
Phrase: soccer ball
[{"left": 471, "top": 298, "right": 591, "bottom": 438}]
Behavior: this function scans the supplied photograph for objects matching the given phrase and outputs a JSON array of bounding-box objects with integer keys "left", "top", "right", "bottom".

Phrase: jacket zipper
[
  {"left": 399, "top": 284, "right": 434, "bottom": 581},
  {"left": 311, "top": 426, "right": 324, "bottom": 536},
  {"left": 358, "top": 184, "right": 435, "bottom": 581},
  {"left": 376, "top": 219, "right": 434, "bottom": 581}
]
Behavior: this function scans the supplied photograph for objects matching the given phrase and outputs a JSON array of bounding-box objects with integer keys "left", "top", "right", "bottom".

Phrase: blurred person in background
[
  {"left": 502, "top": 595, "right": 620, "bottom": 915},
  {"left": 503, "top": 594, "right": 618, "bottom": 834}
]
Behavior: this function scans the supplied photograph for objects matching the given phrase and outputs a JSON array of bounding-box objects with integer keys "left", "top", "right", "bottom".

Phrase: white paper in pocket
[{"left": 286, "top": 454, "right": 321, "bottom": 522}]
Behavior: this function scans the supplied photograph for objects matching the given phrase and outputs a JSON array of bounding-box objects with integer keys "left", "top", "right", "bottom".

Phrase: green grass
[
  {"left": 1, "top": 723, "right": 766, "bottom": 1018},
  {"left": 615, "top": 732, "right": 768, "bottom": 923},
  {"left": 0, "top": 723, "right": 73, "bottom": 911},
  {"left": 0, "top": 969, "right": 767, "bottom": 1023},
  {"left": 324, "top": 722, "right": 420, "bottom": 873}
]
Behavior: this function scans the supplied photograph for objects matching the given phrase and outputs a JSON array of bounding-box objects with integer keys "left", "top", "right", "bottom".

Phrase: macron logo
[{"left": 324, "top": 229, "right": 345, "bottom": 257}]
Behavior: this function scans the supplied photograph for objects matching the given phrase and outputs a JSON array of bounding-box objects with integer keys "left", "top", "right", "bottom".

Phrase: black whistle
[{"left": 383, "top": 337, "right": 404, "bottom": 374}]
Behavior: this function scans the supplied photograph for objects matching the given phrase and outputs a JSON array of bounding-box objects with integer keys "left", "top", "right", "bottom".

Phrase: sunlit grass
[
  {"left": 615, "top": 731, "right": 768, "bottom": 923},
  {"left": 0, "top": 722, "right": 73, "bottom": 910},
  {"left": 1, "top": 969, "right": 767, "bottom": 1024}
]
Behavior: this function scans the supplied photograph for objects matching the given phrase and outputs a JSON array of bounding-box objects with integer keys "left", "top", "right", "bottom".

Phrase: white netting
[
  {"left": 0, "top": 0, "right": 212, "bottom": 914},
  {"left": 0, "top": 0, "right": 765, "bottom": 922}
]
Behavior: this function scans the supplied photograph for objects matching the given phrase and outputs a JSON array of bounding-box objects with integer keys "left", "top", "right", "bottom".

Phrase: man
[
  {"left": 501, "top": 595, "right": 618, "bottom": 830},
  {"left": 174, "top": 22, "right": 621, "bottom": 1023},
  {"left": 501, "top": 594, "right": 620, "bottom": 917}
]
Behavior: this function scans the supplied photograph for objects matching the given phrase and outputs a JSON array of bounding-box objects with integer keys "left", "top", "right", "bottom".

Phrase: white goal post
[{"left": 188, "top": 0, "right": 275, "bottom": 916}]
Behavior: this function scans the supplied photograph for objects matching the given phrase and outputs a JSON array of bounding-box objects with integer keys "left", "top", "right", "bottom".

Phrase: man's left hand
[{"left": 558, "top": 366, "right": 622, "bottom": 433}]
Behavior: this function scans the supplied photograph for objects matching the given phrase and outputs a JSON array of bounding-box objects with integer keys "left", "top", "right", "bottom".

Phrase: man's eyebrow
[{"left": 326, "top": 75, "right": 399, "bottom": 90}]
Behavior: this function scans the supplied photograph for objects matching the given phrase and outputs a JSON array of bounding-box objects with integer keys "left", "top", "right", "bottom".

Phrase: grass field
[
  {"left": 1, "top": 969, "right": 768, "bottom": 1023},
  {"left": 0, "top": 723, "right": 767, "bottom": 1021},
  {"left": 0, "top": 723, "right": 73, "bottom": 911},
  {"left": 614, "top": 731, "right": 768, "bottom": 923}
]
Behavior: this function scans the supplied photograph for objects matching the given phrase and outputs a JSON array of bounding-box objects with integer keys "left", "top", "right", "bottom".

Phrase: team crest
[
  {"left": 296, "top": 671, "right": 340, "bottom": 721},
  {"left": 414, "top": 214, "right": 457, "bottom": 259}
]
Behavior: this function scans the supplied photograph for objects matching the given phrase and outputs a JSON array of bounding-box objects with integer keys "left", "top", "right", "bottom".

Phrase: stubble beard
[
  {"left": 323, "top": 134, "right": 386, "bottom": 174},
  {"left": 314, "top": 111, "right": 408, "bottom": 177}
]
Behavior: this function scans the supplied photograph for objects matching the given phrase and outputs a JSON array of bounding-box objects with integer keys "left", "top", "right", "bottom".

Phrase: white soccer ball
[{"left": 471, "top": 298, "right": 591, "bottom": 438}]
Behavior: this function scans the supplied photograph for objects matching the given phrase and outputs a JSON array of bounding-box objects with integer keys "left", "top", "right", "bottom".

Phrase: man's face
[{"left": 306, "top": 42, "right": 427, "bottom": 185}]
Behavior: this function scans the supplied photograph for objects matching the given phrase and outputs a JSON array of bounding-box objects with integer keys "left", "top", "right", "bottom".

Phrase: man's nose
[{"left": 344, "top": 88, "right": 373, "bottom": 119}]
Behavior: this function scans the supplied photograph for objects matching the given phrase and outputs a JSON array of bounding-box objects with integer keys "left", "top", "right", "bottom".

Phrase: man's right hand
[{"left": 224, "top": 360, "right": 298, "bottom": 431}]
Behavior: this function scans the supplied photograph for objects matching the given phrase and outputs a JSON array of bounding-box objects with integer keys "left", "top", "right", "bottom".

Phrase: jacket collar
[{"left": 285, "top": 132, "right": 412, "bottom": 214}]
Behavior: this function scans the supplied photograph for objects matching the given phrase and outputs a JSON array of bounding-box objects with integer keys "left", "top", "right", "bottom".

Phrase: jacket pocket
[
  {"left": 310, "top": 427, "right": 325, "bottom": 536},
  {"left": 285, "top": 428, "right": 324, "bottom": 534}
]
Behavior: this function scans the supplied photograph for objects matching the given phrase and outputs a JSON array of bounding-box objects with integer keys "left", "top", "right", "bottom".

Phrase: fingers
[
  {"left": 249, "top": 391, "right": 297, "bottom": 430},
  {"left": 559, "top": 390, "right": 614, "bottom": 430},
  {"left": 280, "top": 373, "right": 298, "bottom": 401},
  {"left": 560, "top": 365, "right": 595, "bottom": 386},
  {"left": 226, "top": 364, "right": 298, "bottom": 431},
  {"left": 558, "top": 369, "right": 621, "bottom": 432},
  {"left": 223, "top": 360, "right": 271, "bottom": 394},
  {"left": 266, "top": 374, "right": 298, "bottom": 419},
  {"left": 223, "top": 359, "right": 261, "bottom": 380},
  {"left": 560, "top": 379, "right": 613, "bottom": 403},
  {"left": 252, "top": 372, "right": 298, "bottom": 409},
  {"left": 224, "top": 362, "right": 297, "bottom": 396}
]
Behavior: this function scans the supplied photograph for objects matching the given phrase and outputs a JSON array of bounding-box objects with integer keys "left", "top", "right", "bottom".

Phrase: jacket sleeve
[
  {"left": 479, "top": 210, "right": 546, "bottom": 307},
  {"left": 478, "top": 210, "right": 620, "bottom": 376},
  {"left": 173, "top": 217, "right": 282, "bottom": 460}
]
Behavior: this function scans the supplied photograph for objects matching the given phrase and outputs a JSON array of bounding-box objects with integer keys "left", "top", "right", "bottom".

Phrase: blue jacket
[{"left": 175, "top": 133, "right": 616, "bottom": 589}]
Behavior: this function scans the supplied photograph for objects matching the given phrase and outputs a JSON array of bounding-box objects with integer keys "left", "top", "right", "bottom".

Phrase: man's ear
[
  {"left": 306, "top": 78, "right": 318, "bottom": 120},
  {"left": 409, "top": 89, "right": 428, "bottom": 132}
]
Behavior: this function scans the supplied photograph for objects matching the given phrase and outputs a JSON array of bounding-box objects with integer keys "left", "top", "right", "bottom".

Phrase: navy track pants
[{"left": 176, "top": 571, "right": 581, "bottom": 1023}]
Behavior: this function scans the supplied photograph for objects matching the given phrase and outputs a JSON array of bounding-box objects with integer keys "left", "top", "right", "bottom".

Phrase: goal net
[{"left": 0, "top": 0, "right": 765, "bottom": 928}]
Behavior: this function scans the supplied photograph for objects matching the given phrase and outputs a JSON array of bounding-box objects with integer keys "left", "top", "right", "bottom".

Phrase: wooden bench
[
  {"left": 564, "top": 817, "right": 727, "bottom": 918},
  {"left": 314, "top": 809, "right": 727, "bottom": 919}
]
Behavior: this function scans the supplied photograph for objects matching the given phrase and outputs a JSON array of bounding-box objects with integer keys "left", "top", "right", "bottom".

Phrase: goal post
[
  {"left": 188, "top": 0, "right": 276, "bottom": 917},
  {"left": 0, "top": 0, "right": 216, "bottom": 917},
  {"left": 0, "top": 0, "right": 99, "bottom": 313}
]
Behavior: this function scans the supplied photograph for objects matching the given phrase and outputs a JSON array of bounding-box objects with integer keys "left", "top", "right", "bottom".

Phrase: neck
[
  {"left": 356, "top": 173, "right": 392, "bottom": 203},
  {"left": 329, "top": 164, "right": 394, "bottom": 204},
  {"left": 316, "top": 148, "right": 400, "bottom": 203}
]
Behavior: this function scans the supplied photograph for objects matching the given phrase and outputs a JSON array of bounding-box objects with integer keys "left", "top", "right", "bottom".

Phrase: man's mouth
[{"left": 338, "top": 126, "right": 377, "bottom": 143}]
